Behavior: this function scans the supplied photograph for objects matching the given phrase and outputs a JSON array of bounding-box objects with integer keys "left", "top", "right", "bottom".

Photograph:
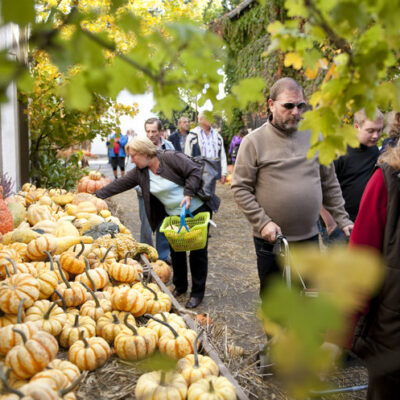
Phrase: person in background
[
  {"left": 321, "top": 108, "right": 384, "bottom": 243},
  {"left": 229, "top": 127, "right": 248, "bottom": 164},
  {"left": 107, "top": 130, "right": 128, "bottom": 180},
  {"left": 136, "top": 118, "right": 174, "bottom": 264},
  {"left": 381, "top": 111, "right": 400, "bottom": 153},
  {"left": 350, "top": 145, "right": 400, "bottom": 399},
  {"left": 96, "top": 136, "right": 216, "bottom": 309},
  {"left": 231, "top": 77, "right": 353, "bottom": 295},
  {"left": 185, "top": 112, "right": 228, "bottom": 185},
  {"left": 169, "top": 116, "right": 191, "bottom": 153}
]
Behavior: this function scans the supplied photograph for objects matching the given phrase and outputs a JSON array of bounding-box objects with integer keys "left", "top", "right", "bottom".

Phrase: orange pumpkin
[
  {"left": 111, "top": 287, "right": 147, "bottom": 317},
  {"left": 68, "top": 330, "right": 111, "bottom": 371},
  {"left": 0, "top": 272, "right": 40, "bottom": 314},
  {"left": 77, "top": 176, "right": 112, "bottom": 194},
  {"left": 5, "top": 328, "right": 59, "bottom": 378},
  {"left": 0, "top": 187, "right": 14, "bottom": 235}
]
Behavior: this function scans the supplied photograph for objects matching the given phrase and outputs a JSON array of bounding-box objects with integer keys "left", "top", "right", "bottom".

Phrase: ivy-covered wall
[{"left": 217, "top": 0, "right": 310, "bottom": 151}]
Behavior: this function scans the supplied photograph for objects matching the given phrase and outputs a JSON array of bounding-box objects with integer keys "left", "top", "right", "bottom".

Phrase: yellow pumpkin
[
  {"left": 59, "top": 313, "right": 96, "bottom": 348},
  {"left": 47, "top": 359, "right": 80, "bottom": 384},
  {"left": 0, "top": 300, "right": 38, "bottom": 355},
  {"left": 76, "top": 201, "right": 97, "bottom": 215},
  {"left": 26, "top": 235, "right": 58, "bottom": 261},
  {"left": 68, "top": 331, "right": 111, "bottom": 371},
  {"left": 111, "top": 287, "right": 147, "bottom": 317},
  {"left": 176, "top": 331, "right": 219, "bottom": 385},
  {"left": 108, "top": 260, "right": 139, "bottom": 283},
  {"left": 114, "top": 314, "right": 158, "bottom": 361},
  {"left": 5, "top": 328, "right": 59, "bottom": 379},
  {"left": 135, "top": 371, "right": 187, "bottom": 400},
  {"left": 27, "top": 204, "right": 53, "bottom": 226},
  {"left": 148, "top": 315, "right": 197, "bottom": 360},
  {"left": 79, "top": 282, "right": 112, "bottom": 321},
  {"left": 96, "top": 311, "right": 136, "bottom": 344},
  {"left": 0, "top": 273, "right": 40, "bottom": 314},
  {"left": 187, "top": 376, "right": 237, "bottom": 400},
  {"left": 24, "top": 299, "right": 67, "bottom": 336},
  {"left": 54, "top": 220, "right": 80, "bottom": 238}
]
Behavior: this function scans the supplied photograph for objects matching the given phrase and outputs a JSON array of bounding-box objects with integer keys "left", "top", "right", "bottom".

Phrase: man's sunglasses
[{"left": 277, "top": 102, "right": 307, "bottom": 110}]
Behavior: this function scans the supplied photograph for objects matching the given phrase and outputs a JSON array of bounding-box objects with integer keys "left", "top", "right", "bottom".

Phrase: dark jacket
[
  {"left": 96, "top": 150, "right": 202, "bottom": 231},
  {"left": 352, "top": 163, "right": 400, "bottom": 375},
  {"left": 168, "top": 131, "right": 188, "bottom": 153}
]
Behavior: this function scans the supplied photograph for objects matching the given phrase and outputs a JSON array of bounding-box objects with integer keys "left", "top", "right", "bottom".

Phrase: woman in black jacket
[{"left": 96, "top": 136, "right": 215, "bottom": 308}]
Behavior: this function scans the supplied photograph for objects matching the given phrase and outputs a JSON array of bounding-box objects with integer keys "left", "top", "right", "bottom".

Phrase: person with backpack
[{"left": 229, "top": 127, "right": 248, "bottom": 164}]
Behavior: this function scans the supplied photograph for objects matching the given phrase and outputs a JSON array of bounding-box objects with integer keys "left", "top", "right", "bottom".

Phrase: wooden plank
[{"left": 140, "top": 255, "right": 250, "bottom": 400}]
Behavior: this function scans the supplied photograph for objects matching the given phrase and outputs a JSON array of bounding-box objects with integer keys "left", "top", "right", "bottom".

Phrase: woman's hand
[{"left": 180, "top": 196, "right": 192, "bottom": 210}]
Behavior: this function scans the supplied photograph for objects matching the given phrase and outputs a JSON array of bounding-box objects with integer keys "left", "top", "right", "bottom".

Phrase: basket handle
[{"left": 178, "top": 205, "right": 193, "bottom": 233}]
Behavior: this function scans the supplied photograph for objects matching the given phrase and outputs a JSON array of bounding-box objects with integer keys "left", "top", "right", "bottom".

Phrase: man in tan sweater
[{"left": 231, "top": 78, "right": 353, "bottom": 294}]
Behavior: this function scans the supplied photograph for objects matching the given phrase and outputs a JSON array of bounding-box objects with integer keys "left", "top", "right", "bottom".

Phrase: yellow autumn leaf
[
  {"left": 305, "top": 67, "right": 319, "bottom": 80},
  {"left": 284, "top": 52, "right": 303, "bottom": 70}
]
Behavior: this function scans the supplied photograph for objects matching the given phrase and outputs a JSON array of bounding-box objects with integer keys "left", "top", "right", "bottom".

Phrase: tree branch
[{"left": 304, "top": 0, "right": 352, "bottom": 58}]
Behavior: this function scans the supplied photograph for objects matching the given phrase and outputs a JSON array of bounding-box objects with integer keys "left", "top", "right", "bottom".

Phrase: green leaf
[
  {"left": 17, "top": 71, "right": 34, "bottom": 93},
  {"left": 1, "top": 0, "right": 35, "bottom": 26},
  {"left": 59, "top": 73, "right": 92, "bottom": 110},
  {"left": 231, "top": 77, "right": 265, "bottom": 108}
]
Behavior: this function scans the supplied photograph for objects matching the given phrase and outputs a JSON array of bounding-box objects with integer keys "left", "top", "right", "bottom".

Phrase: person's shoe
[
  {"left": 171, "top": 288, "right": 186, "bottom": 297},
  {"left": 185, "top": 297, "right": 203, "bottom": 309}
]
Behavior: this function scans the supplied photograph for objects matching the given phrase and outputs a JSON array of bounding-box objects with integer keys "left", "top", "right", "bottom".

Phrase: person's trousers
[
  {"left": 367, "top": 369, "right": 400, "bottom": 399},
  {"left": 170, "top": 204, "right": 211, "bottom": 298},
  {"left": 137, "top": 192, "right": 170, "bottom": 262},
  {"left": 253, "top": 234, "right": 319, "bottom": 296}
]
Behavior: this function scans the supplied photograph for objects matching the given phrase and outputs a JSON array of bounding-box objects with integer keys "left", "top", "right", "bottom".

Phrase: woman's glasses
[{"left": 278, "top": 102, "right": 307, "bottom": 110}]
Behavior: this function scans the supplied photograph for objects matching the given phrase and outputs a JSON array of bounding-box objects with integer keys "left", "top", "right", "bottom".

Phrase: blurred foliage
[
  {"left": 262, "top": 0, "right": 400, "bottom": 164},
  {"left": 19, "top": 51, "right": 138, "bottom": 188},
  {"left": 3, "top": 0, "right": 265, "bottom": 121},
  {"left": 260, "top": 245, "right": 384, "bottom": 398}
]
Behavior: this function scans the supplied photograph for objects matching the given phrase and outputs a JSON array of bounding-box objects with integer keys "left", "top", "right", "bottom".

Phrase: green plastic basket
[{"left": 159, "top": 212, "right": 210, "bottom": 252}]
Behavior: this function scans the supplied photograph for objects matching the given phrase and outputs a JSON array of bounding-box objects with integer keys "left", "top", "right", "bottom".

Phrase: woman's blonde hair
[
  {"left": 378, "top": 144, "right": 400, "bottom": 170},
  {"left": 125, "top": 136, "right": 157, "bottom": 158},
  {"left": 385, "top": 111, "right": 400, "bottom": 140}
]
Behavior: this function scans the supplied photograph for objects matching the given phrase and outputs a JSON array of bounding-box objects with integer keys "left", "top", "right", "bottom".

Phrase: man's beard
[{"left": 272, "top": 115, "right": 301, "bottom": 134}]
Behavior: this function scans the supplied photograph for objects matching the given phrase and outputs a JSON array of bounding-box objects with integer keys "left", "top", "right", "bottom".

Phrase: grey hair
[{"left": 269, "top": 77, "right": 305, "bottom": 100}]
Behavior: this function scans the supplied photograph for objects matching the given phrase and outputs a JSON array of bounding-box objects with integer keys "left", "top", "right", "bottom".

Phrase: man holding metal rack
[{"left": 231, "top": 77, "right": 353, "bottom": 295}]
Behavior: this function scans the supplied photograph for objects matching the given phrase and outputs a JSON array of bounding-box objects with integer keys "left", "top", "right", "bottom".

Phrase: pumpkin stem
[
  {"left": 160, "top": 312, "right": 168, "bottom": 322},
  {"left": 12, "top": 328, "right": 28, "bottom": 344},
  {"left": 144, "top": 314, "right": 179, "bottom": 339},
  {"left": 193, "top": 330, "right": 203, "bottom": 368},
  {"left": 0, "top": 366, "right": 24, "bottom": 397},
  {"left": 141, "top": 280, "right": 158, "bottom": 301},
  {"left": 124, "top": 251, "right": 134, "bottom": 264},
  {"left": 209, "top": 380, "right": 215, "bottom": 393},
  {"left": 3, "top": 263, "right": 11, "bottom": 278},
  {"left": 83, "top": 258, "right": 97, "bottom": 291},
  {"left": 59, "top": 372, "right": 85, "bottom": 397},
  {"left": 54, "top": 289, "right": 67, "bottom": 312},
  {"left": 4, "top": 257, "right": 17, "bottom": 275},
  {"left": 101, "top": 245, "right": 115, "bottom": 263},
  {"left": 160, "top": 371, "right": 166, "bottom": 386},
  {"left": 43, "top": 302, "right": 58, "bottom": 320},
  {"left": 16, "top": 298, "right": 25, "bottom": 324},
  {"left": 43, "top": 251, "right": 54, "bottom": 271},
  {"left": 123, "top": 313, "right": 138, "bottom": 335},
  {"left": 73, "top": 314, "right": 80, "bottom": 328},
  {"left": 79, "top": 330, "right": 90, "bottom": 348},
  {"left": 76, "top": 241, "right": 85, "bottom": 258},
  {"left": 112, "top": 313, "right": 120, "bottom": 324},
  {"left": 80, "top": 281, "right": 100, "bottom": 308},
  {"left": 56, "top": 260, "right": 71, "bottom": 288}
]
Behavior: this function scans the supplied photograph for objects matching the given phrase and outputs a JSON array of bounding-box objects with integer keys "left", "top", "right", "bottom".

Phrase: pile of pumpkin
[{"left": 0, "top": 183, "right": 237, "bottom": 399}]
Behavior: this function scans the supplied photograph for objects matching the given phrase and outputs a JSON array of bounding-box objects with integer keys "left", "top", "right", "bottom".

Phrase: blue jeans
[{"left": 137, "top": 192, "right": 170, "bottom": 262}]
